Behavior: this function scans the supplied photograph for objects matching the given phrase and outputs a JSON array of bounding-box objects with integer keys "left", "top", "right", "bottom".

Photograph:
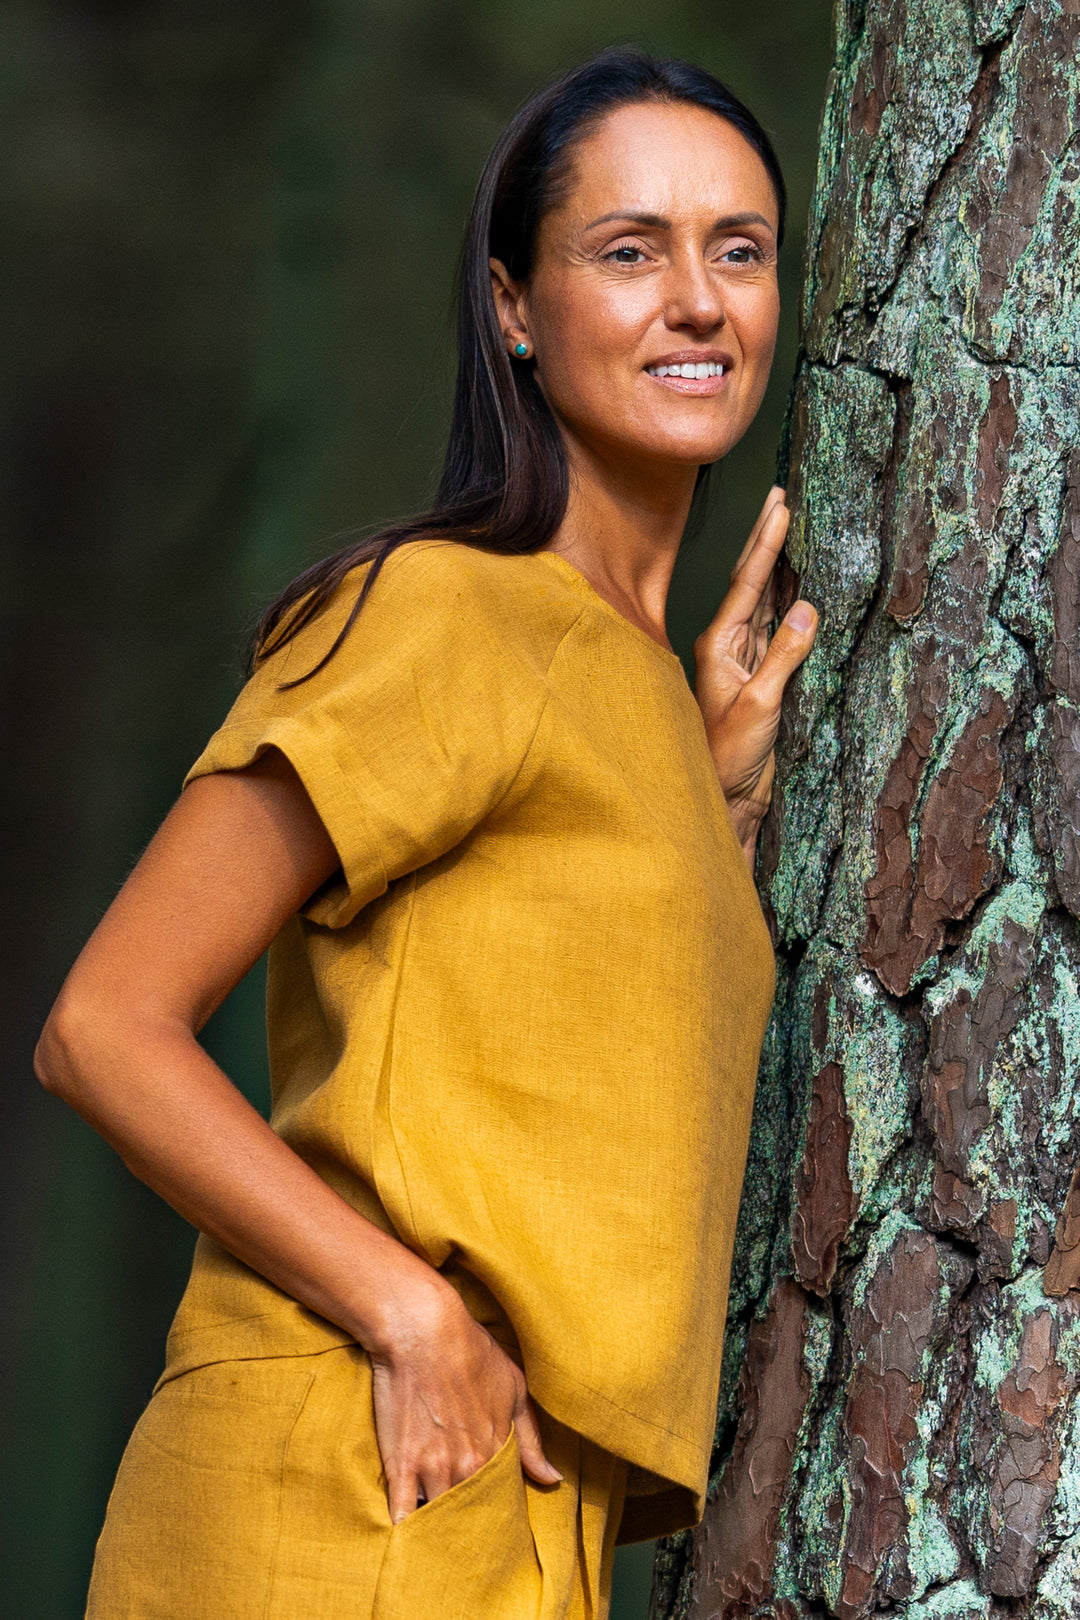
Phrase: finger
[
  {"left": 731, "top": 484, "right": 787, "bottom": 575},
  {"left": 735, "top": 498, "right": 789, "bottom": 590},
  {"left": 701, "top": 501, "right": 789, "bottom": 655},
  {"left": 445, "top": 1439, "right": 496, "bottom": 1490},
  {"left": 514, "top": 1398, "right": 563, "bottom": 1486},
  {"left": 751, "top": 559, "right": 779, "bottom": 634},
  {"left": 741, "top": 600, "right": 818, "bottom": 711},
  {"left": 714, "top": 503, "right": 790, "bottom": 632},
  {"left": 417, "top": 1454, "right": 454, "bottom": 1507},
  {"left": 729, "top": 484, "right": 787, "bottom": 578},
  {"left": 386, "top": 1468, "right": 422, "bottom": 1525}
]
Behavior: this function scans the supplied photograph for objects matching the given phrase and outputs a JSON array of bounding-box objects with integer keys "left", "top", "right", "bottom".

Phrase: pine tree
[{"left": 654, "top": 1, "right": 1080, "bottom": 1614}]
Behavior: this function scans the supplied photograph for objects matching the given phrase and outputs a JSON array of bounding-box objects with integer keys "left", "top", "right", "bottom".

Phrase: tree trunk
[{"left": 653, "top": 2, "right": 1080, "bottom": 1616}]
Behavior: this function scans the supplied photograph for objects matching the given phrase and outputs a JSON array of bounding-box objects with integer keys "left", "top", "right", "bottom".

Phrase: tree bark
[{"left": 653, "top": 2, "right": 1080, "bottom": 1616}]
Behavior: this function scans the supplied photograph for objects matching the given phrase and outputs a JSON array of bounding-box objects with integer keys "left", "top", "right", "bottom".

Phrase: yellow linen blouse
[{"left": 164, "top": 539, "right": 776, "bottom": 1541}]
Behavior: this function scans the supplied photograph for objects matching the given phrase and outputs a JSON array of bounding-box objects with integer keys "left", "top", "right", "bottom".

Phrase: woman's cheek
[{"left": 743, "top": 284, "right": 781, "bottom": 363}]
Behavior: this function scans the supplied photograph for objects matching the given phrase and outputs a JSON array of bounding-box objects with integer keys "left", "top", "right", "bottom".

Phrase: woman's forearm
[{"left": 34, "top": 1004, "right": 455, "bottom": 1355}]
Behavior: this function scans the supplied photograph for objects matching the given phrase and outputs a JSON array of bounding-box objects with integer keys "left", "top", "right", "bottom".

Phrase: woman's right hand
[{"left": 368, "top": 1281, "right": 562, "bottom": 1521}]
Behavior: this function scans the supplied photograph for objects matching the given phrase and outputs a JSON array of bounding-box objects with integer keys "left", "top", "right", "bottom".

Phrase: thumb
[
  {"left": 513, "top": 1396, "right": 563, "bottom": 1486},
  {"left": 780, "top": 598, "right": 817, "bottom": 643},
  {"left": 751, "top": 599, "right": 817, "bottom": 706}
]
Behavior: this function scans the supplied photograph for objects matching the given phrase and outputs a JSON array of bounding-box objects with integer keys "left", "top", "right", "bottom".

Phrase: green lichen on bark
[{"left": 653, "top": 1, "right": 1080, "bottom": 1616}]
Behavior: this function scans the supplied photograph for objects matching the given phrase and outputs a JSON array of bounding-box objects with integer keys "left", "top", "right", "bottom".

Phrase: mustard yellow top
[{"left": 165, "top": 540, "right": 776, "bottom": 1541}]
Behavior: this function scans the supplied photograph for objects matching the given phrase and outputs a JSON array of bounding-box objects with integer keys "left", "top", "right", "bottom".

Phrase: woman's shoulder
[
  {"left": 364, "top": 538, "right": 586, "bottom": 654},
  {"left": 258, "top": 539, "right": 586, "bottom": 691}
]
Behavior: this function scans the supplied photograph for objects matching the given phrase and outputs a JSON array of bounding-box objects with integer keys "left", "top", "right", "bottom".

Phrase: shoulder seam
[
  {"left": 543, "top": 603, "right": 589, "bottom": 677},
  {"left": 486, "top": 605, "right": 588, "bottom": 822}
]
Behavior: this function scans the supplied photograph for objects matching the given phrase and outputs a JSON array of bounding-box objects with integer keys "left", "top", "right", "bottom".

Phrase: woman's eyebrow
[
  {"left": 583, "top": 209, "right": 776, "bottom": 233},
  {"left": 584, "top": 210, "right": 670, "bottom": 230}
]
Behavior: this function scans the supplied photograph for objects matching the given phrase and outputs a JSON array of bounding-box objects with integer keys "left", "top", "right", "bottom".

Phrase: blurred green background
[{"left": 1, "top": 2, "right": 832, "bottom": 1614}]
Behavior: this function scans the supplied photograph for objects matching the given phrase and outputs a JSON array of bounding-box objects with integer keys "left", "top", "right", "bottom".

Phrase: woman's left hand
[{"left": 694, "top": 486, "right": 818, "bottom": 865}]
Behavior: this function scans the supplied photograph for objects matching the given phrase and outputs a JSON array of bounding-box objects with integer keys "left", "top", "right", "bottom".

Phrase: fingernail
[{"left": 788, "top": 601, "right": 815, "bottom": 632}]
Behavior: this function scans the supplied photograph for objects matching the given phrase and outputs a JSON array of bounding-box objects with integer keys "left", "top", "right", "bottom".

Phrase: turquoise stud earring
[{"left": 514, "top": 342, "right": 529, "bottom": 357}]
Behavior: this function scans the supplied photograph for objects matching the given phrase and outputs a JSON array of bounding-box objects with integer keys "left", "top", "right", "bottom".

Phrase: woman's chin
[
  {"left": 629, "top": 403, "right": 754, "bottom": 468},
  {"left": 557, "top": 407, "right": 748, "bottom": 476},
  {"left": 633, "top": 430, "right": 742, "bottom": 469}
]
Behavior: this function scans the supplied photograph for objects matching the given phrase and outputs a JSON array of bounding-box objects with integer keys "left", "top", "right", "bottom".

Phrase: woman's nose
[{"left": 664, "top": 257, "right": 727, "bottom": 334}]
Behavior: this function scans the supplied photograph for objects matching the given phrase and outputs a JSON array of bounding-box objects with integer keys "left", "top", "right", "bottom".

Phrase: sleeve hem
[{"left": 183, "top": 716, "right": 390, "bottom": 927}]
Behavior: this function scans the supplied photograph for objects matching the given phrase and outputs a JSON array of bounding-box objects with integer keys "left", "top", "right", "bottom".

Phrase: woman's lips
[{"left": 645, "top": 368, "right": 728, "bottom": 396}]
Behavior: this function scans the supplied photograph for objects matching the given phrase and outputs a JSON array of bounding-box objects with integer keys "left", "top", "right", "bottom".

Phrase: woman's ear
[{"left": 489, "top": 258, "right": 531, "bottom": 358}]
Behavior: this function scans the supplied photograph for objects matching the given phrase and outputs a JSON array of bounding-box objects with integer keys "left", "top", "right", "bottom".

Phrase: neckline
[{"left": 530, "top": 550, "right": 684, "bottom": 668}]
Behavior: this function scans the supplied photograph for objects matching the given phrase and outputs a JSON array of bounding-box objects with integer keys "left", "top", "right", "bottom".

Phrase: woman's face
[{"left": 497, "top": 100, "right": 781, "bottom": 477}]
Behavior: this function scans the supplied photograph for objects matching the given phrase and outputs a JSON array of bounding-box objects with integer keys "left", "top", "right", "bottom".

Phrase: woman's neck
[{"left": 541, "top": 437, "right": 699, "bottom": 650}]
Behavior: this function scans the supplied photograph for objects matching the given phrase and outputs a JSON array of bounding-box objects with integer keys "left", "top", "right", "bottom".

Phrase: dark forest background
[{"left": 1, "top": 2, "right": 832, "bottom": 1614}]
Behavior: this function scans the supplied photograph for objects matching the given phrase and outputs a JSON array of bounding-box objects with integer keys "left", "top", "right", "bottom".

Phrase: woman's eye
[
  {"left": 605, "top": 244, "right": 646, "bottom": 264},
  {"left": 720, "top": 242, "right": 762, "bottom": 265}
]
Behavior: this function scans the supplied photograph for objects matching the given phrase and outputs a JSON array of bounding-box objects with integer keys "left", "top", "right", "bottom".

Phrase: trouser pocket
[{"left": 372, "top": 1423, "right": 545, "bottom": 1620}]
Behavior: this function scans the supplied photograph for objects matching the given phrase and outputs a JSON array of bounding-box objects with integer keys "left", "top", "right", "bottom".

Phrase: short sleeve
[{"left": 183, "top": 544, "right": 552, "bottom": 927}]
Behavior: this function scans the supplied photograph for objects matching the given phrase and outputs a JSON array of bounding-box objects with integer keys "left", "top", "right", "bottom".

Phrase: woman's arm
[
  {"left": 693, "top": 487, "right": 818, "bottom": 867},
  {"left": 34, "top": 749, "right": 559, "bottom": 1518}
]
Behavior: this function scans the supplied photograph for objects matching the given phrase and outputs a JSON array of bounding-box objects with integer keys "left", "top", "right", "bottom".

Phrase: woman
[{"left": 37, "top": 47, "right": 817, "bottom": 1620}]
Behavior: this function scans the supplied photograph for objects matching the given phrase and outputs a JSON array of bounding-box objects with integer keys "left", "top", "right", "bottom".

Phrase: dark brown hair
[{"left": 254, "top": 45, "right": 786, "bottom": 684}]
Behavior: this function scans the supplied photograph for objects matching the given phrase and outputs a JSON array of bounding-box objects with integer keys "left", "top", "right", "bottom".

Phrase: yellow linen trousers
[{"left": 86, "top": 1344, "right": 627, "bottom": 1620}]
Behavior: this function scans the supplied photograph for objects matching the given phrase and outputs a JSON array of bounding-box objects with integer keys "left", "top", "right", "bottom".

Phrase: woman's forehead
[{"left": 555, "top": 101, "right": 778, "bottom": 230}]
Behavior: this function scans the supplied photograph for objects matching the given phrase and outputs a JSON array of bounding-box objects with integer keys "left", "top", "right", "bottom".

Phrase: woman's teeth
[{"left": 647, "top": 361, "right": 725, "bottom": 379}]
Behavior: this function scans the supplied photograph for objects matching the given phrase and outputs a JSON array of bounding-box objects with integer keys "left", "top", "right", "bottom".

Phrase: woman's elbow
[{"left": 34, "top": 991, "right": 101, "bottom": 1102}]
